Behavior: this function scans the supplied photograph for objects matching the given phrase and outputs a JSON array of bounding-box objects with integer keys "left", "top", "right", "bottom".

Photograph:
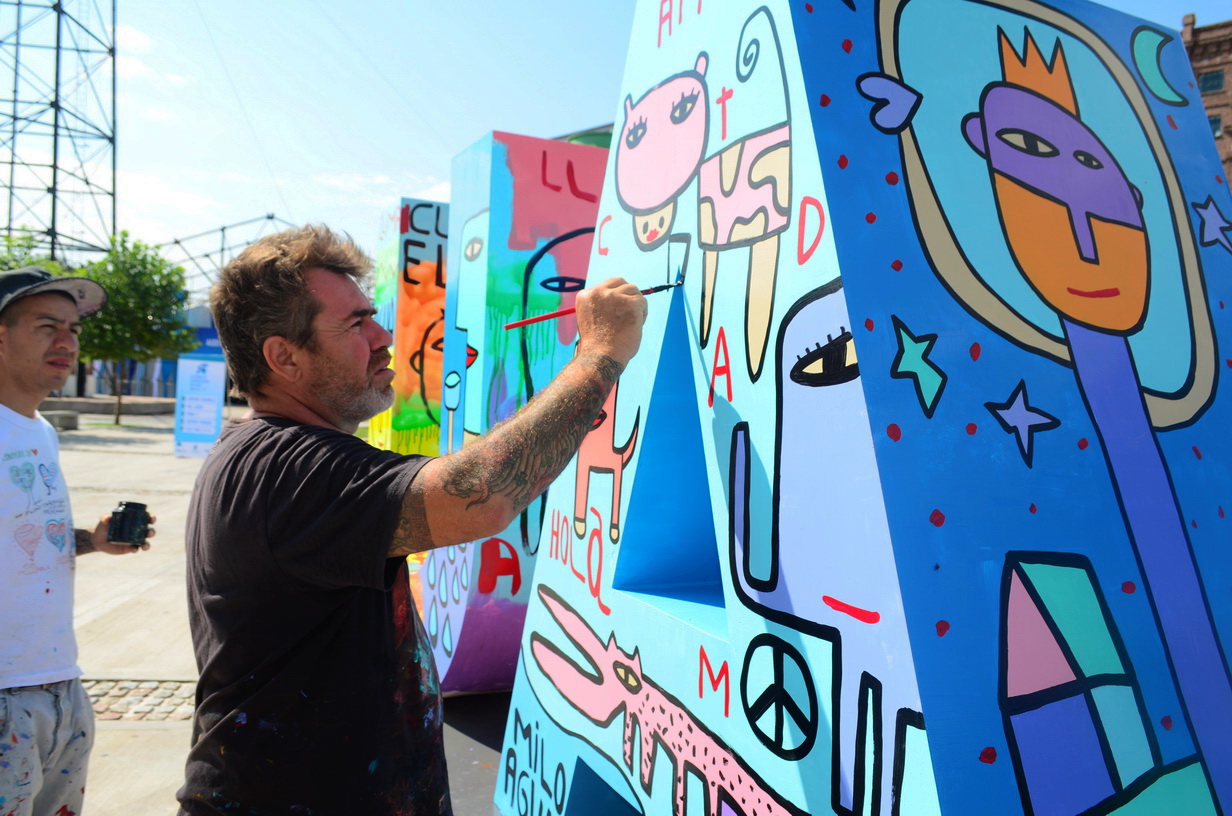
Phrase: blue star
[
  {"left": 985, "top": 380, "right": 1060, "bottom": 468},
  {"left": 890, "top": 315, "right": 946, "bottom": 418},
  {"left": 1192, "top": 196, "right": 1232, "bottom": 254}
]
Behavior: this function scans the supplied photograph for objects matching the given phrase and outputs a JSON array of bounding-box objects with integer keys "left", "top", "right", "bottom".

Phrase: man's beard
[{"left": 310, "top": 353, "right": 395, "bottom": 427}]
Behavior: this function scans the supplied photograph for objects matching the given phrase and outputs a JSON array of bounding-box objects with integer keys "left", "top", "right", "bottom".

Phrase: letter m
[{"left": 699, "top": 645, "right": 730, "bottom": 717}]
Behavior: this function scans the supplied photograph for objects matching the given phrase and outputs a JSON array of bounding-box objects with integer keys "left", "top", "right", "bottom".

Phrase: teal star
[{"left": 891, "top": 315, "right": 947, "bottom": 418}]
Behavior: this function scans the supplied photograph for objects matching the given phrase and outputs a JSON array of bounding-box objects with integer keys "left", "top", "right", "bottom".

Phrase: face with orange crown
[{"left": 962, "top": 51, "right": 1149, "bottom": 334}]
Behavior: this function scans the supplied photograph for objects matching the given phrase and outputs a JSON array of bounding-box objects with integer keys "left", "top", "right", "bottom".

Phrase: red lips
[{"left": 1067, "top": 287, "right": 1120, "bottom": 298}]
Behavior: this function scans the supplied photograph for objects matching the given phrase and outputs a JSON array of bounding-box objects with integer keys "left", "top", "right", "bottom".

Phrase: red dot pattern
[
  {"left": 819, "top": 94, "right": 832, "bottom": 107},
  {"left": 841, "top": 39, "right": 853, "bottom": 53},
  {"left": 936, "top": 620, "right": 950, "bottom": 637},
  {"left": 891, "top": 259, "right": 903, "bottom": 271},
  {"left": 1029, "top": 504, "right": 1038, "bottom": 514},
  {"left": 1078, "top": 438, "right": 1090, "bottom": 451},
  {"left": 864, "top": 318, "right": 875, "bottom": 331},
  {"left": 930, "top": 509, "right": 946, "bottom": 527},
  {"left": 887, "top": 424, "right": 902, "bottom": 442},
  {"left": 838, "top": 155, "right": 849, "bottom": 169},
  {"left": 979, "top": 747, "right": 997, "bottom": 764},
  {"left": 886, "top": 171, "right": 899, "bottom": 185},
  {"left": 865, "top": 212, "right": 877, "bottom": 223},
  {"left": 966, "top": 423, "right": 977, "bottom": 435},
  {"left": 1122, "top": 581, "right": 1136, "bottom": 594},
  {"left": 970, "top": 343, "right": 981, "bottom": 361}
]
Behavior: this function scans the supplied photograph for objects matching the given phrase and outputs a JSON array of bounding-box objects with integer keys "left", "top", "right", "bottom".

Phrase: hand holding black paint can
[{"left": 108, "top": 501, "right": 150, "bottom": 546}]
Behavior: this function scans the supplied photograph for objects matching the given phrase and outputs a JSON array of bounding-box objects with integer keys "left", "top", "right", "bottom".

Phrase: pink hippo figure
[{"left": 615, "top": 8, "right": 792, "bottom": 382}]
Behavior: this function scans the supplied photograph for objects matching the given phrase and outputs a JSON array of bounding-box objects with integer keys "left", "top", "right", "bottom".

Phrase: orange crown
[{"left": 999, "top": 28, "right": 1077, "bottom": 115}]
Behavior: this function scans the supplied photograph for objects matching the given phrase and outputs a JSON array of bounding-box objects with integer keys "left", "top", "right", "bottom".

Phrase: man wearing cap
[{"left": 0, "top": 266, "right": 154, "bottom": 816}]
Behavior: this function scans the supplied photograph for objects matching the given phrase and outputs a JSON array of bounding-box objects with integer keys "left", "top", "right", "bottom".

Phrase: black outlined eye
[
  {"left": 670, "top": 91, "right": 699, "bottom": 124},
  {"left": 464, "top": 237, "right": 484, "bottom": 262},
  {"left": 540, "top": 276, "right": 585, "bottom": 294},
  {"left": 790, "top": 328, "right": 859, "bottom": 387},
  {"left": 430, "top": 337, "right": 445, "bottom": 352},
  {"left": 1073, "top": 150, "right": 1103, "bottom": 169},
  {"left": 996, "top": 128, "right": 1059, "bottom": 157},
  {"left": 625, "top": 119, "right": 647, "bottom": 149}
]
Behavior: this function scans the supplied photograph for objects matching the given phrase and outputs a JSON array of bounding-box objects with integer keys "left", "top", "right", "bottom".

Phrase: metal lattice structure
[
  {"left": 156, "top": 214, "right": 296, "bottom": 306},
  {"left": 0, "top": 0, "right": 116, "bottom": 261}
]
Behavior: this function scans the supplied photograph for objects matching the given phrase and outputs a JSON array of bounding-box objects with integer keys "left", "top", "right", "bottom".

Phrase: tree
[
  {"left": 73, "top": 232, "right": 199, "bottom": 423},
  {"left": 0, "top": 231, "right": 66, "bottom": 275}
]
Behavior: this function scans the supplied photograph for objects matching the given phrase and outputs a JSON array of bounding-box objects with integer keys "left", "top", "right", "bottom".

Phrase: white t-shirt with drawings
[{"left": 0, "top": 402, "right": 79, "bottom": 688}]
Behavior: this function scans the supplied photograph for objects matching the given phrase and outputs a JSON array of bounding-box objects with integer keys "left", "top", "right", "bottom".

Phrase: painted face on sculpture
[
  {"left": 964, "top": 84, "right": 1149, "bottom": 333},
  {"left": 614, "top": 54, "right": 709, "bottom": 227}
]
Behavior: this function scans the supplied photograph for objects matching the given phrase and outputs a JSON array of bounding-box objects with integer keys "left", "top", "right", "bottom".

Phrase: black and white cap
[{"left": 0, "top": 266, "right": 107, "bottom": 318}]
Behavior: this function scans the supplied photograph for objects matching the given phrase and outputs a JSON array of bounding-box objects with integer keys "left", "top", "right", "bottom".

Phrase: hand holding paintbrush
[{"left": 504, "top": 281, "right": 682, "bottom": 330}]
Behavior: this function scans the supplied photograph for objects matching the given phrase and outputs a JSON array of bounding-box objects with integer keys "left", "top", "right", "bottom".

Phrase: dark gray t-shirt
[{"left": 177, "top": 417, "right": 449, "bottom": 815}]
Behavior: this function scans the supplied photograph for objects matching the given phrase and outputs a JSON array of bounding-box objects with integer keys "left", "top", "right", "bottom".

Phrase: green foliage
[
  {"left": 73, "top": 232, "right": 199, "bottom": 364},
  {"left": 0, "top": 231, "right": 67, "bottom": 275}
]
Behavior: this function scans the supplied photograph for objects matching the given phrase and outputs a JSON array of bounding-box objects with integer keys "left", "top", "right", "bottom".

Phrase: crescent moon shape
[{"left": 1132, "top": 26, "right": 1187, "bottom": 106}]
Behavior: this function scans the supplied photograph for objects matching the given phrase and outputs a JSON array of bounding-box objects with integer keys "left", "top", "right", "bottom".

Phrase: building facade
[{"left": 1184, "top": 13, "right": 1232, "bottom": 181}]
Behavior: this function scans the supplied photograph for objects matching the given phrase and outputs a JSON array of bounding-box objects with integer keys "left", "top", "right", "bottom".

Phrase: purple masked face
[
  {"left": 963, "top": 84, "right": 1150, "bottom": 332},
  {"left": 964, "top": 84, "right": 1142, "bottom": 260}
]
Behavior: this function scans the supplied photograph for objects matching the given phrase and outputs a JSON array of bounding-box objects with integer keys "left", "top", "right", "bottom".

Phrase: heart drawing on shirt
[
  {"left": 45, "top": 519, "right": 68, "bottom": 551},
  {"left": 9, "top": 463, "right": 35, "bottom": 492},
  {"left": 38, "top": 463, "right": 58, "bottom": 494}
]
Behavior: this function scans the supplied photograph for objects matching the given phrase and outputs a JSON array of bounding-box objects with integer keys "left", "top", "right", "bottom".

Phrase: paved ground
[{"left": 60, "top": 410, "right": 507, "bottom": 815}]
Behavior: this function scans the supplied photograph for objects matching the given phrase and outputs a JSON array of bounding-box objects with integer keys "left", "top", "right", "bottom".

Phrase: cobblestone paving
[{"left": 83, "top": 679, "right": 196, "bottom": 722}]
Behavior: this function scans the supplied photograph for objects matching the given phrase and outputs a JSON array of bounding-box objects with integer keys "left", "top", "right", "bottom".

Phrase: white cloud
[
  {"left": 410, "top": 179, "right": 451, "bottom": 203},
  {"left": 116, "top": 170, "right": 229, "bottom": 241},
  {"left": 143, "top": 108, "right": 174, "bottom": 122},
  {"left": 117, "top": 55, "right": 154, "bottom": 80},
  {"left": 116, "top": 25, "right": 154, "bottom": 54}
]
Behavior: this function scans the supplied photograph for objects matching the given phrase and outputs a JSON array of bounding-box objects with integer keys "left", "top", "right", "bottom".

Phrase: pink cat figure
[{"left": 572, "top": 381, "right": 639, "bottom": 543}]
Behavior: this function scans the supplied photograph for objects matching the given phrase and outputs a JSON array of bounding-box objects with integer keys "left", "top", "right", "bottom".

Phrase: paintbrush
[{"left": 504, "top": 281, "right": 682, "bottom": 330}]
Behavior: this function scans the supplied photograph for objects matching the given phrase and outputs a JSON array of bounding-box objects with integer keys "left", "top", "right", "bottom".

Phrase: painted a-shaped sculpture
[
  {"left": 423, "top": 132, "right": 608, "bottom": 693},
  {"left": 494, "top": 0, "right": 1232, "bottom": 813}
]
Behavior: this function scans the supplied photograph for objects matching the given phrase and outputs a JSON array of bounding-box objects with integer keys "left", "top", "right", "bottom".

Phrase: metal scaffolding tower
[
  {"left": 156, "top": 214, "right": 297, "bottom": 306},
  {"left": 0, "top": 0, "right": 116, "bottom": 261}
]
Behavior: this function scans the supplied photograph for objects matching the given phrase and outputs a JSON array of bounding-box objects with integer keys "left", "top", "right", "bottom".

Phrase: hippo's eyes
[
  {"left": 1073, "top": 150, "right": 1104, "bottom": 169},
  {"left": 625, "top": 119, "right": 647, "bottom": 150},
  {"left": 464, "top": 237, "right": 484, "bottom": 262},
  {"left": 670, "top": 91, "right": 699, "bottom": 125},
  {"left": 995, "top": 128, "right": 1059, "bottom": 158}
]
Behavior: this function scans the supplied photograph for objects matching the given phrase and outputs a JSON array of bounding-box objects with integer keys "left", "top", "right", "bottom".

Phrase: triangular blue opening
[
  {"left": 612, "top": 288, "right": 724, "bottom": 609},
  {"left": 565, "top": 758, "right": 643, "bottom": 815}
]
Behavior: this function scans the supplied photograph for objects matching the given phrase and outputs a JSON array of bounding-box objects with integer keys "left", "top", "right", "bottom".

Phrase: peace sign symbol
[{"left": 740, "top": 633, "right": 818, "bottom": 760}]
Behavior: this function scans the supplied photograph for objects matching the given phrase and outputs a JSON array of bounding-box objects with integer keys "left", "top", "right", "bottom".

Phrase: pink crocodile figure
[
  {"left": 531, "top": 586, "right": 808, "bottom": 816},
  {"left": 572, "top": 381, "right": 639, "bottom": 543}
]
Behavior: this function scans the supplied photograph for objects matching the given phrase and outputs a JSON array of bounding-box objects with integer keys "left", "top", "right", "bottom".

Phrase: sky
[{"left": 110, "top": 0, "right": 1224, "bottom": 300}]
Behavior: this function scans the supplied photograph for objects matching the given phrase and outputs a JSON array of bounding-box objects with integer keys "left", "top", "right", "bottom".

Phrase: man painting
[{"left": 177, "top": 225, "right": 646, "bottom": 814}]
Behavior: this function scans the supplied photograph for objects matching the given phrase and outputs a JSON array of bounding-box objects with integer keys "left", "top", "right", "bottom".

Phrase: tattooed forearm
[
  {"left": 391, "top": 351, "right": 624, "bottom": 556},
  {"left": 390, "top": 481, "right": 436, "bottom": 558},
  {"left": 439, "top": 351, "right": 623, "bottom": 512},
  {"left": 76, "top": 528, "right": 96, "bottom": 555}
]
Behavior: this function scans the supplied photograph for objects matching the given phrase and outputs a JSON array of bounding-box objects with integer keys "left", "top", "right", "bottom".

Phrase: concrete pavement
[{"left": 59, "top": 412, "right": 506, "bottom": 815}]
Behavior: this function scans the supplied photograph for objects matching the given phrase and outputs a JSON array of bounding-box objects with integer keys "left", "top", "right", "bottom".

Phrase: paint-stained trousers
[{"left": 0, "top": 679, "right": 94, "bottom": 816}]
